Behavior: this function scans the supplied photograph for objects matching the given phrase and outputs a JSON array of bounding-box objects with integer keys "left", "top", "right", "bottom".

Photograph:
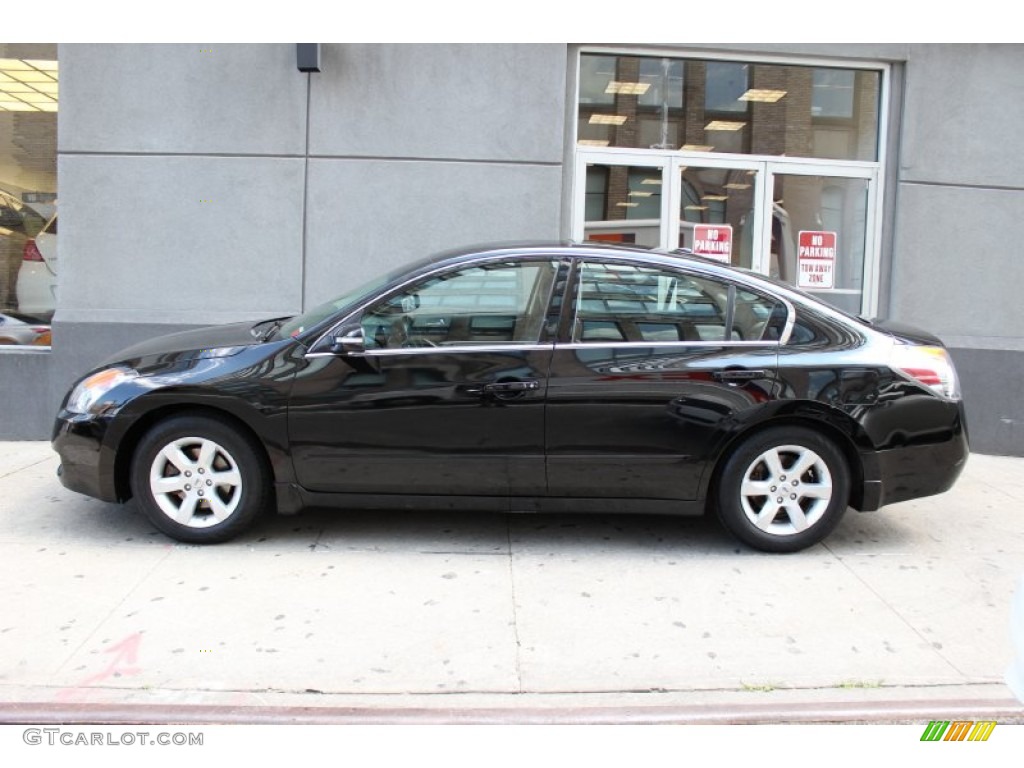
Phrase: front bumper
[{"left": 52, "top": 410, "right": 121, "bottom": 503}]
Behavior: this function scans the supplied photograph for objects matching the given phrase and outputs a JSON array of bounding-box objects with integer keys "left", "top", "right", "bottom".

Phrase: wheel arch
[
  {"left": 113, "top": 404, "right": 276, "bottom": 504},
  {"left": 701, "top": 409, "right": 868, "bottom": 514}
]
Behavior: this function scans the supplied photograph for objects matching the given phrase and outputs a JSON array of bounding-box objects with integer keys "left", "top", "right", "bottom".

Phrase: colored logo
[{"left": 920, "top": 720, "right": 996, "bottom": 741}]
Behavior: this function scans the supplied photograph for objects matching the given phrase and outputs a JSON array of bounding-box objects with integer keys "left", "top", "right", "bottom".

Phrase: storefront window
[
  {"left": 583, "top": 162, "right": 664, "bottom": 248},
  {"left": 578, "top": 53, "right": 880, "bottom": 162},
  {"left": 0, "top": 44, "right": 57, "bottom": 349}
]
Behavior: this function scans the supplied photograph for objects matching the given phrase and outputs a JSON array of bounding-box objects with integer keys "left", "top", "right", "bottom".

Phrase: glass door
[
  {"left": 577, "top": 154, "right": 667, "bottom": 248},
  {"left": 574, "top": 150, "right": 880, "bottom": 316},
  {"left": 764, "top": 164, "right": 877, "bottom": 316},
  {"left": 670, "top": 157, "right": 764, "bottom": 271}
]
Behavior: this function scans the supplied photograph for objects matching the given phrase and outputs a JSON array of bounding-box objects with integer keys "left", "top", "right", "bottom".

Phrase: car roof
[
  {"left": 421, "top": 240, "right": 767, "bottom": 287},
  {"left": 427, "top": 240, "right": 726, "bottom": 268}
]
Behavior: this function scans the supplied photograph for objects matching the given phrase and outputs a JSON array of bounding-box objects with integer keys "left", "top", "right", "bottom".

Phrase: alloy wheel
[
  {"left": 148, "top": 436, "right": 243, "bottom": 528},
  {"left": 738, "top": 444, "right": 833, "bottom": 537}
]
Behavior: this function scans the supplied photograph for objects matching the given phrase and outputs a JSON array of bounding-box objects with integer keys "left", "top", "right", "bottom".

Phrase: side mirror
[{"left": 331, "top": 326, "right": 365, "bottom": 355}]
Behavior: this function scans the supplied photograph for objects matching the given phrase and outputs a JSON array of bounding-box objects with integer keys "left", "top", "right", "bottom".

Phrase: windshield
[{"left": 276, "top": 254, "right": 441, "bottom": 341}]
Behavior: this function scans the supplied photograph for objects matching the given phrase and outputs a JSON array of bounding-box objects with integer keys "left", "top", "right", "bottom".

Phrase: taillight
[
  {"left": 23, "top": 239, "right": 43, "bottom": 262},
  {"left": 891, "top": 343, "right": 961, "bottom": 400}
]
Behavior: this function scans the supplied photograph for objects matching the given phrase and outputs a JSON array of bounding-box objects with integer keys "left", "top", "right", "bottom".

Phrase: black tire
[
  {"left": 715, "top": 426, "right": 850, "bottom": 553},
  {"left": 130, "top": 414, "right": 270, "bottom": 544}
]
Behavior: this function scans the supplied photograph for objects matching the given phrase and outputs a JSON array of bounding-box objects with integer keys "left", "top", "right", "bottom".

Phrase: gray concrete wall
[
  {"left": 303, "top": 43, "right": 567, "bottom": 307},
  {"left": 57, "top": 154, "right": 306, "bottom": 325},
  {"left": 949, "top": 348, "right": 1024, "bottom": 456},
  {"left": 304, "top": 159, "right": 563, "bottom": 307},
  {"left": 59, "top": 44, "right": 308, "bottom": 156},
  {"left": 887, "top": 44, "right": 1024, "bottom": 454},
  {"left": 308, "top": 44, "right": 566, "bottom": 163},
  {"left": 0, "top": 351, "right": 53, "bottom": 439}
]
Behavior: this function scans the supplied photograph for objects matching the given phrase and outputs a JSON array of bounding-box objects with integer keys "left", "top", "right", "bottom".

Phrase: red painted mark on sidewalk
[{"left": 55, "top": 633, "right": 143, "bottom": 702}]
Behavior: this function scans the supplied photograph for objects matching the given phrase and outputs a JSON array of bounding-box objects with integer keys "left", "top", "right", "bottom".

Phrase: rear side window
[
  {"left": 735, "top": 287, "right": 788, "bottom": 341},
  {"left": 572, "top": 260, "right": 785, "bottom": 343}
]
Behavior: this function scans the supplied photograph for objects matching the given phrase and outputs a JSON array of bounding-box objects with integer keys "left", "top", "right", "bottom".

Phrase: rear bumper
[{"left": 856, "top": 401, "right": 969, "bottom": 511}]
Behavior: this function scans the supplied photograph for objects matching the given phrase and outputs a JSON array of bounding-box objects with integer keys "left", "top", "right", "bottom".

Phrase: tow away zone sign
[
  {"left": 798, "top": 230, "right": 837, "bottom": 289},
  {"left": 693, "top": 224, "right": 732, "bottom": 264}
]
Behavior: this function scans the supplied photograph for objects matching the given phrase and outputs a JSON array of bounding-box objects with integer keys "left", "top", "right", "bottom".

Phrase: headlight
[{"left": 66, "top": 367, "right": 138, "bottom": 414}]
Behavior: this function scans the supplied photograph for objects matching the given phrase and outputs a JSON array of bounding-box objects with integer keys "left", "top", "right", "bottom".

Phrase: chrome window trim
[
  {"left": 304, "top": 338, "right": 783, "bottom": 359},
  {"left": 305, "top": 343, "right": 555, "bottom": 359},
  {"left": 556, "top": 340, "right": 781, "bottom": 351},
  {"left": 780, "top": 296, "right": 796, "bottom": 345}
]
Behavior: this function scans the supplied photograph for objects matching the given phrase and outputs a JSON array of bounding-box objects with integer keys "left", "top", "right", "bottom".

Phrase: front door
[{"left": 287, "top": 257, "right": 561, "bottom": 499}]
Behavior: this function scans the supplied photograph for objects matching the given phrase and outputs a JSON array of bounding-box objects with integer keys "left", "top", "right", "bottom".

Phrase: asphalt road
[{"left": 1, "top": 442, "right": 1022, "bottom": 722}]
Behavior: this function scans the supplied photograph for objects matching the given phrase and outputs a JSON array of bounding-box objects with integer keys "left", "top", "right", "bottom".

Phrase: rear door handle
[
  {"left": 464, "top": 379, "right": 541, "bottom": 397},
  {"left": 713, "top": 369, "right": 766, "bottom": 382}
]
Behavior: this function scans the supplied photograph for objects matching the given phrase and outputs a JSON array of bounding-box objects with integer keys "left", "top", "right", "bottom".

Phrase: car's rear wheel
[
  {"left": 130, "top": 414, "right": 270, "bottom": 543},
  {"left": 715, "top": 426, "right": 850, "bottom": 553}
]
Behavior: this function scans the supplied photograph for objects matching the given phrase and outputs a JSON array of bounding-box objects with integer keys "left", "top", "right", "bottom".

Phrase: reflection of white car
[
  {"left": 0, "top": 312, "right": 51, "bottom": 346},
  {"left": 16, "top": 212, "right": 57, "bottom": 319}
]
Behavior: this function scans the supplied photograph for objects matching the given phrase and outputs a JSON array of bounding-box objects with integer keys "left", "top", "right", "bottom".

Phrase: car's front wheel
[
  {"left": 130, "top": 414, "right": 270, "bottom": 543},
  {"left": 715, "top": 426, "right": 850, "bottom": 553}
]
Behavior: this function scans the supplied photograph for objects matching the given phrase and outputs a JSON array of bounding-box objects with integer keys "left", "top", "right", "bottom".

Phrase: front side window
[
  {"left": 361, "top": 260, "right": 558, "bottom": 350},
  {"left": 572, "top": 261, "right": 784, "bottom": 344}
]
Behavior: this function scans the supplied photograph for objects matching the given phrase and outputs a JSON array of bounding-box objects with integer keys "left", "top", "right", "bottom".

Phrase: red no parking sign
[
  {"left": 797, "top": 231, "right": 837, "bottom": 289},
  {"left": 692, "top": 224, "right": 732, "bottom": 264}
]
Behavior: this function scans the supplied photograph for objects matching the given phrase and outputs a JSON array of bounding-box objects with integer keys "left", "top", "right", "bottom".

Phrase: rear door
[{"left": 545, "top": 257, "right": 784, "bottom": 500}]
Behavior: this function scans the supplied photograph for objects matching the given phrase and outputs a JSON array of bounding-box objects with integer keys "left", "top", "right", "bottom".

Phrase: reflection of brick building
[{"left": 580, "top": 55, "right": 879, "bottom": 226}]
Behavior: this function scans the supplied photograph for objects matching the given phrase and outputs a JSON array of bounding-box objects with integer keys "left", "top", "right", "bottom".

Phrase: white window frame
[{"left": 571, "top": 48, "right": 890, "bottom": 318}]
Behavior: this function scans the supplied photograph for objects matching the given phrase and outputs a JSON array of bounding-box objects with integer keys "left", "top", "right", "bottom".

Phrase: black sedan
[{"left": 53, "top": 242, "right": 969, "bottom": 552}]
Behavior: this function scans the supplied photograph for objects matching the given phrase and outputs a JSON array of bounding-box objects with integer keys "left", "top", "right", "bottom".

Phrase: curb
[{"left": 3, "top": 698, "right": 1024, "bottom": 725}]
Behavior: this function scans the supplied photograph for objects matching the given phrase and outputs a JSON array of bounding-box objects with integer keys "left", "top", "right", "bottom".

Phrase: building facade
[{"left": 1, "top": 43, "right": 1021, "bottom": 455}]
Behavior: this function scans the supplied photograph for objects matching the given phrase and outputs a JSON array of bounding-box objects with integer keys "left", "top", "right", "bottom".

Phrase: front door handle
[
  {"left": 485, "top": 380, "right": 540, "bottom": 393},
  {"left": 713, "top": 369, "right": 766, "bottom": 382},
  {"left": 464, "top": 379, "right": 541, "bottom": 397}
]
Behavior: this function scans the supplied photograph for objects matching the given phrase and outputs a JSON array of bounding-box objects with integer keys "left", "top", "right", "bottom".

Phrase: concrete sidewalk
[{"left": 1, "top": 442, "right": 1022, "bottom": 722}]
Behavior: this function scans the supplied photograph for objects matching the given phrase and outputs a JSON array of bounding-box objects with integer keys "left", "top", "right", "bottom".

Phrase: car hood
[
  {"left": 100, "top": 321, "right": 264, "bottom": 367},
  {"left": 870, "top": 319, "right": 946, "bottom": 347}
]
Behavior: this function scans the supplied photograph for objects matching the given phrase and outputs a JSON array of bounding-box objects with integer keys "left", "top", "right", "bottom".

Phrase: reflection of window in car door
[
  {"left": 362, "top": 260, "right": 557, "bottom": 350},
  {"left": 733, "top": 288, "right": 784, "bottom": 341},
  {"left": 515, "top": 261, "right": 557, "bottom": 343},
  {"left": 573, "top": 262, "right": 734, "bottom": 343}
]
